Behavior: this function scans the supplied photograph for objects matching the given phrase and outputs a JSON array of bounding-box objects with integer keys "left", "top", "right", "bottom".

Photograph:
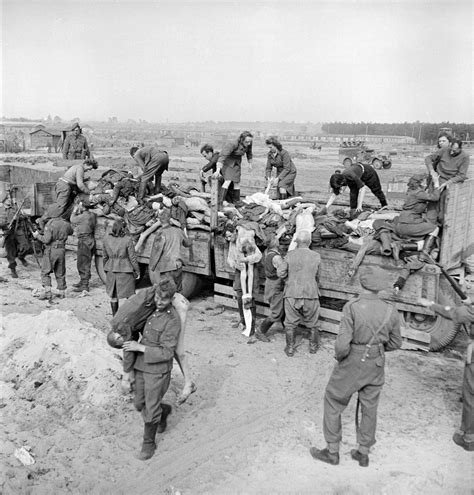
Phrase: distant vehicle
[{"left": 338, "top": 141, "right": 392, "bottom": 169}]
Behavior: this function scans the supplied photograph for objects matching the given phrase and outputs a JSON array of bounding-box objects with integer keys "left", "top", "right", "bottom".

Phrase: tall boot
[
  {"left": 309, "top": 327, "right": 320, "bottom": 354},
  {"left": 232, "top": 296, "right": 245, "bottom": 330},
  {"left": 390, "top": 242, "right": 401, "bottom": 262},
  {"left": 137, "top": 422, "right": 159, "bottom": 461},
  {"left": 249, "top": 306, "right": 257, "bottom": 337},
  {"left": 284, "top": 328, "right": 295, "bottom": 357},
  {"left": 111, "top": 301, "right": 119, "bottom": 316},
  {"left": 419, "top": 235, "right": 437, "bottom": 263},
  {"left": 10, "top": 267, "right": 18, "bottom": 279},
  {"left": 400, "top": 242, "right": 419, "bottom": 252},
  {"left": 256, "top": 318, "right": 272, "bottom": 342},
  {"left": 233, "top": 189, "right": 241, "bottom": 204},
  {"left": 378, "top": 232, "right": 392, "bottom": 256},
  {"left": 219, "top": 187, "right": 228, "bottom": 209}
]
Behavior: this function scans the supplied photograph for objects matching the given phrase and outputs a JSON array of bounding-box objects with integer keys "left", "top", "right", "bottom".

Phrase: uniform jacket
[
  {"left": 279, "top": 247, "right": 321, "bottom": 298},
  {"left": 425, "top": 149, "right": 470, "bottom": 183},
  {"left": 62, "top": 134, "right": 89, "bottom": 160},
  {"left": 36, "top": 218, "right": 73, "bottom": 246},
  {"left": 265, "top": 149, "right": 297, "bottom": 182},
  {"left": 133, "top": 305, "right": 180, "bottom": 374},
  {"left": 149, "top": 225, "right": 192, "bottom": 273},
  {"left": 70, "top": 210, "right": 96, "bottom": 235},
  {"left": 397, "top": 188, "right": 441, "bottom": 224},
  {"left": 335, "top": 293, "right": 402, "bottom": 361},
  {"left": 102, "top": 234, "right": 139, "bottom": 275},
  {"left": 61, "top": 163, "right": 90, "bottom": 193}
]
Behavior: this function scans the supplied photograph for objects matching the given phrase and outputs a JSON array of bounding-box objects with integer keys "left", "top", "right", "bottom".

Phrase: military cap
[{"left": 359, "top": 266, "right": 389, "bottom": 292}]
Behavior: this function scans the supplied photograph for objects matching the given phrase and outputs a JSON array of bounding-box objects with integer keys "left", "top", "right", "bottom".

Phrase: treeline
[{"left": 321, "top": 122, "right": 474, "bottom": 143}]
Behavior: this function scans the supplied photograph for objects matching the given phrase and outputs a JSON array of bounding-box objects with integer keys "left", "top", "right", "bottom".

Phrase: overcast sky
[{"left": 1, "top": 0, "right": 472, "bottom": 123}]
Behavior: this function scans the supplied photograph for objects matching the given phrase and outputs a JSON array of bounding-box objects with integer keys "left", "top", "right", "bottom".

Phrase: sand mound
[{"left": 0, "top": 309, "right": 122, "bottom": 409}]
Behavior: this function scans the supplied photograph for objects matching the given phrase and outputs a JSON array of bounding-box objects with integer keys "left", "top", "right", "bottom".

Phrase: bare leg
[
  {"left": 135, "top": 220, "right": 162, "bottom": 252},
  {"left": 172, "top": 292, "right": 197, "bottom": 404},
  {"left": 241, "top": 263, "right": 254, "bottom": 337},
  {"left": 348, "top": 239, "right": 382, "bottom": 278}
]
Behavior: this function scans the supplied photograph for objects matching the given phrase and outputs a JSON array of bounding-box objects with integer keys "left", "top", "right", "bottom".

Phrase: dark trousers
[
  {"left": 462, "top": 363, "right": 474, "bottom": 441},
  {"left": 4, "top": 227, "right": 30, "bottom": 269},
  {"left": 134, "top": 369, "right": 171, "bottom": 424},
  {"left": 350, "top": 168, "right": 387, "bottom": 209},
  {"left": 264, "top": 278, "right": 285, "bottom": 322},
  {"left": 323, "top": 347, "right": 385, "bottom": 453},
  {"left": 43, "top": 180, "right": 76, "bottom": 221},
  {"left": 41, "top": 246, "right": 67, "bottom": 290},
  {"left": 76, "top": 234, "right": 95, "bottom": 283}
]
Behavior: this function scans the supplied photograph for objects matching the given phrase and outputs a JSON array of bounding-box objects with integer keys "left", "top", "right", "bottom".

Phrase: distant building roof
[{"left": 30, "top": 127, "right": 62, "bottom": 137}]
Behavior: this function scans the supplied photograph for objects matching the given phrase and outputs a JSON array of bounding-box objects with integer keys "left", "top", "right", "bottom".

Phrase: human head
[
  {"left": 83, "top": 158, "right": 98, "bottom": 170},
  {"left": 200, "top": 143, "right": 214, "bottom": 160},
  {"left": 129, "top": 146, "right": 139, "bottom": 158},
  {"left": 450, "top": 139, "right": 463, "bottom": 156},
  {"left": 407, "top": 174, "right": 427, "bottom": 191},
  {"left": 72, "top": 124, "right": 81, "bottom": 136},
  {"left": 359, "top": 266, "right": 389, "bottom": 292},
  {"left": 267, "top": 233, "right": 280, "bottom": 250},
  {"left": 154, "top": 276, "right": 176, "bottom": 311},
  {"left": 295, "top": 230, "right": 311, "bottom": 247},
  {"left": 265, "top": 136, "right": 282, "bottom": 152},
  {"left": 239, "top": 131, "right": 253, "bottom": 147},
  {"left": 437, "top": 132, "right": 452, "bottom": 149},
  {"left": 329, "top": 171, "right": 347, "bottom": 195},
  {"left": 111, "top": 218, "right": 126, "bottom": 237},
  {"left": 106, "top": 330, "right": 125, "bottom": 349},
  {"left": 159, "top": 207, "right": 171, "bottom": 226}
]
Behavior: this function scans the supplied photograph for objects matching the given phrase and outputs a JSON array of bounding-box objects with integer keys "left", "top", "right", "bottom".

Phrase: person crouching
[{"left": 122, "top": 277, "right": 180, "bottom": 461}]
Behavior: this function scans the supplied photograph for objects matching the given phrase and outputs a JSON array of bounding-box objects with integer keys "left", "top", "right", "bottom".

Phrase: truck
[
  {"left": 3, "top": 157, "right": 472, "bottom": 352},
  {"left": 339, "top": 142, "right": 392, "bottom": 170}
]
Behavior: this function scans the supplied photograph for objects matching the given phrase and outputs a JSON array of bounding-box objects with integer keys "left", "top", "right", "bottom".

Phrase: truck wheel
[
  {"left": 382, "top": 160, "right": 392, "bottom": 169},
  {"left": 181, "top": 272, "right": 202, "bottom": 299},
  {"left": 372, "top": 158, "right": 382, "bottom": 169},
  {"left": 343, "top": 158, "right": 352, "bottom": 168},
  {"left": 402, "top": 311, "right": 460, "bottom": 351},
  {"left": 94, "top": 254, "right": 107, "bottom": 284}
]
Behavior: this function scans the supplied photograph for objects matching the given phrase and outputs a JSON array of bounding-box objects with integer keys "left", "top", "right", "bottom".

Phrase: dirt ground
[{"left": 1, "top": 144, "right": 473, "bottom": 494}]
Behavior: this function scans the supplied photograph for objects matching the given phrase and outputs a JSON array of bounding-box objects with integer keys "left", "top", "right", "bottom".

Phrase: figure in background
[
  {"left": 148, "top": 208, "right": 192, "bottom": 293},
  {"left": 122, "top": 277, "right": 181, "bottom": 460},
  {"left": 102, "top": 219, "right": 140, "bottom": 316},
  {"left": 278, "top": 230, "right": 321, "bottom": 357},
  {"left": 213, "top": 131, "right": 253, "bottom": 207},
  {"left": 326, "top": 164, "right": 387, "bottom": 215},
  {"left": 32, "top": 217, "right": 73, "bottom": 302},
  {"left": 70, "top": 202, "right": 97, "bottom": 293},
  {"left": 425, "top": 138, "right": 470, "bottom": 224},
  {"left": 37, "top": 159, "right": 98, "bottom": 229},
  {"left": 0, "top": 197, "right": 31, "bottom": 278},
  {"left": 310, "top": 267, "right": 401, "bottom": 467},
  {"left": 420, "top": 297, "right": 474, "bottom": 451},
  {"left": 265, "top": 136, "right": 297, "bottom": 199},
  {"left": 256, "top": 234, "right": 286, "bottom": 342},
  {"left": 131, "top": 146, "right": 169, "bottom": 203},
  {"left": 199, "top": 143, "right": 219, "bottom": 193},
  {"left": 62, "top": 123, "right": 90, "bottom": 160}
]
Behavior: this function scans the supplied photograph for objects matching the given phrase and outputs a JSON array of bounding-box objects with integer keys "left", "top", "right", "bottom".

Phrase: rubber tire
[
  {"left": 403, "top": 278, "right": 462, "bottom": 351},
  {"left": 382, "top": 160, "right": 392, "bottom": 169},
  {"left": 181, "top": 272, "right": 202, "bottom": 299},
  {"left": 343, "top": 157, "right": 352, "bottom": 168},
  {"left": 372, "top": 158, "right": 382, "bottom": 169},
  {"left": 95, "top": 254, "right": 107, "bottom": 284}
]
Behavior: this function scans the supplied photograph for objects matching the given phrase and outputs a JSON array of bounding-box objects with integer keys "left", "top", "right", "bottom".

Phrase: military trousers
[
  {"left": 41, "top": 246, "right": 67, "bottom": 290},
  {"left": 323, "top": 346, "right": 385, "bottom": 453},
  {"left": 76, "top": 234, "right": 95, "bottom": 283},
  {"left": 264, "top": 278, "right": 285, "bottom": 322},
  {"left": 134, "top": 369, "right": 171, "bottom": 424},
  {"left": 284, "top": 297, "right": 320, "bottom": 330},
  {"left": 462, "top": 363, "right": 474, "bottom": 442}
]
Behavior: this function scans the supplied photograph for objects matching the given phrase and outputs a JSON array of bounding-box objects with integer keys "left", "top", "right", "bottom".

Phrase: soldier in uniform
[
  {"left": 70, "top": 202, "right": 96, "bottom": 292},
  {"left": 131, "top": 146, "right": 169, "bottom": 203},
  {"left": 420, "top": 296, "right": 474, "bottom": 451},
  {"left": 278, "top": 230, "right": 321, "bottom": 356},
  {"left": 0, "top": 197, "right": 31, "bottom": 278},
  {"left": 255, "top": 234, "right": 286, "bottom": 342},
  {"left": 310, "top": 266, "right": 401, "bottom": 467},
  {"left": 62, "top": 124, "right": 90, "bottom": 160},
  {"left": 33, "top": 217, "right": 73, "bottom": 302},
  {"left": 37, "top": 159, "right": 98, "bottom": 228},
  {"left": 122, "top": 277, "right": 181, "bottom": 460}
]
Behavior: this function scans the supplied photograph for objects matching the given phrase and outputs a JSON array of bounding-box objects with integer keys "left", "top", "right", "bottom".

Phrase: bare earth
[{"left": 1, "top": 145, "right": 473, "bottom": 494}]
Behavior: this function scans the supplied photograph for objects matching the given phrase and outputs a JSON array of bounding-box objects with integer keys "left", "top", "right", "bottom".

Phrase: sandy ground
[
  {"left": 1, "top": 144, "right": 474, "bottom": 494},
  {"left": 0, "top": 250, "right": 473, "bottom": 495}
]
